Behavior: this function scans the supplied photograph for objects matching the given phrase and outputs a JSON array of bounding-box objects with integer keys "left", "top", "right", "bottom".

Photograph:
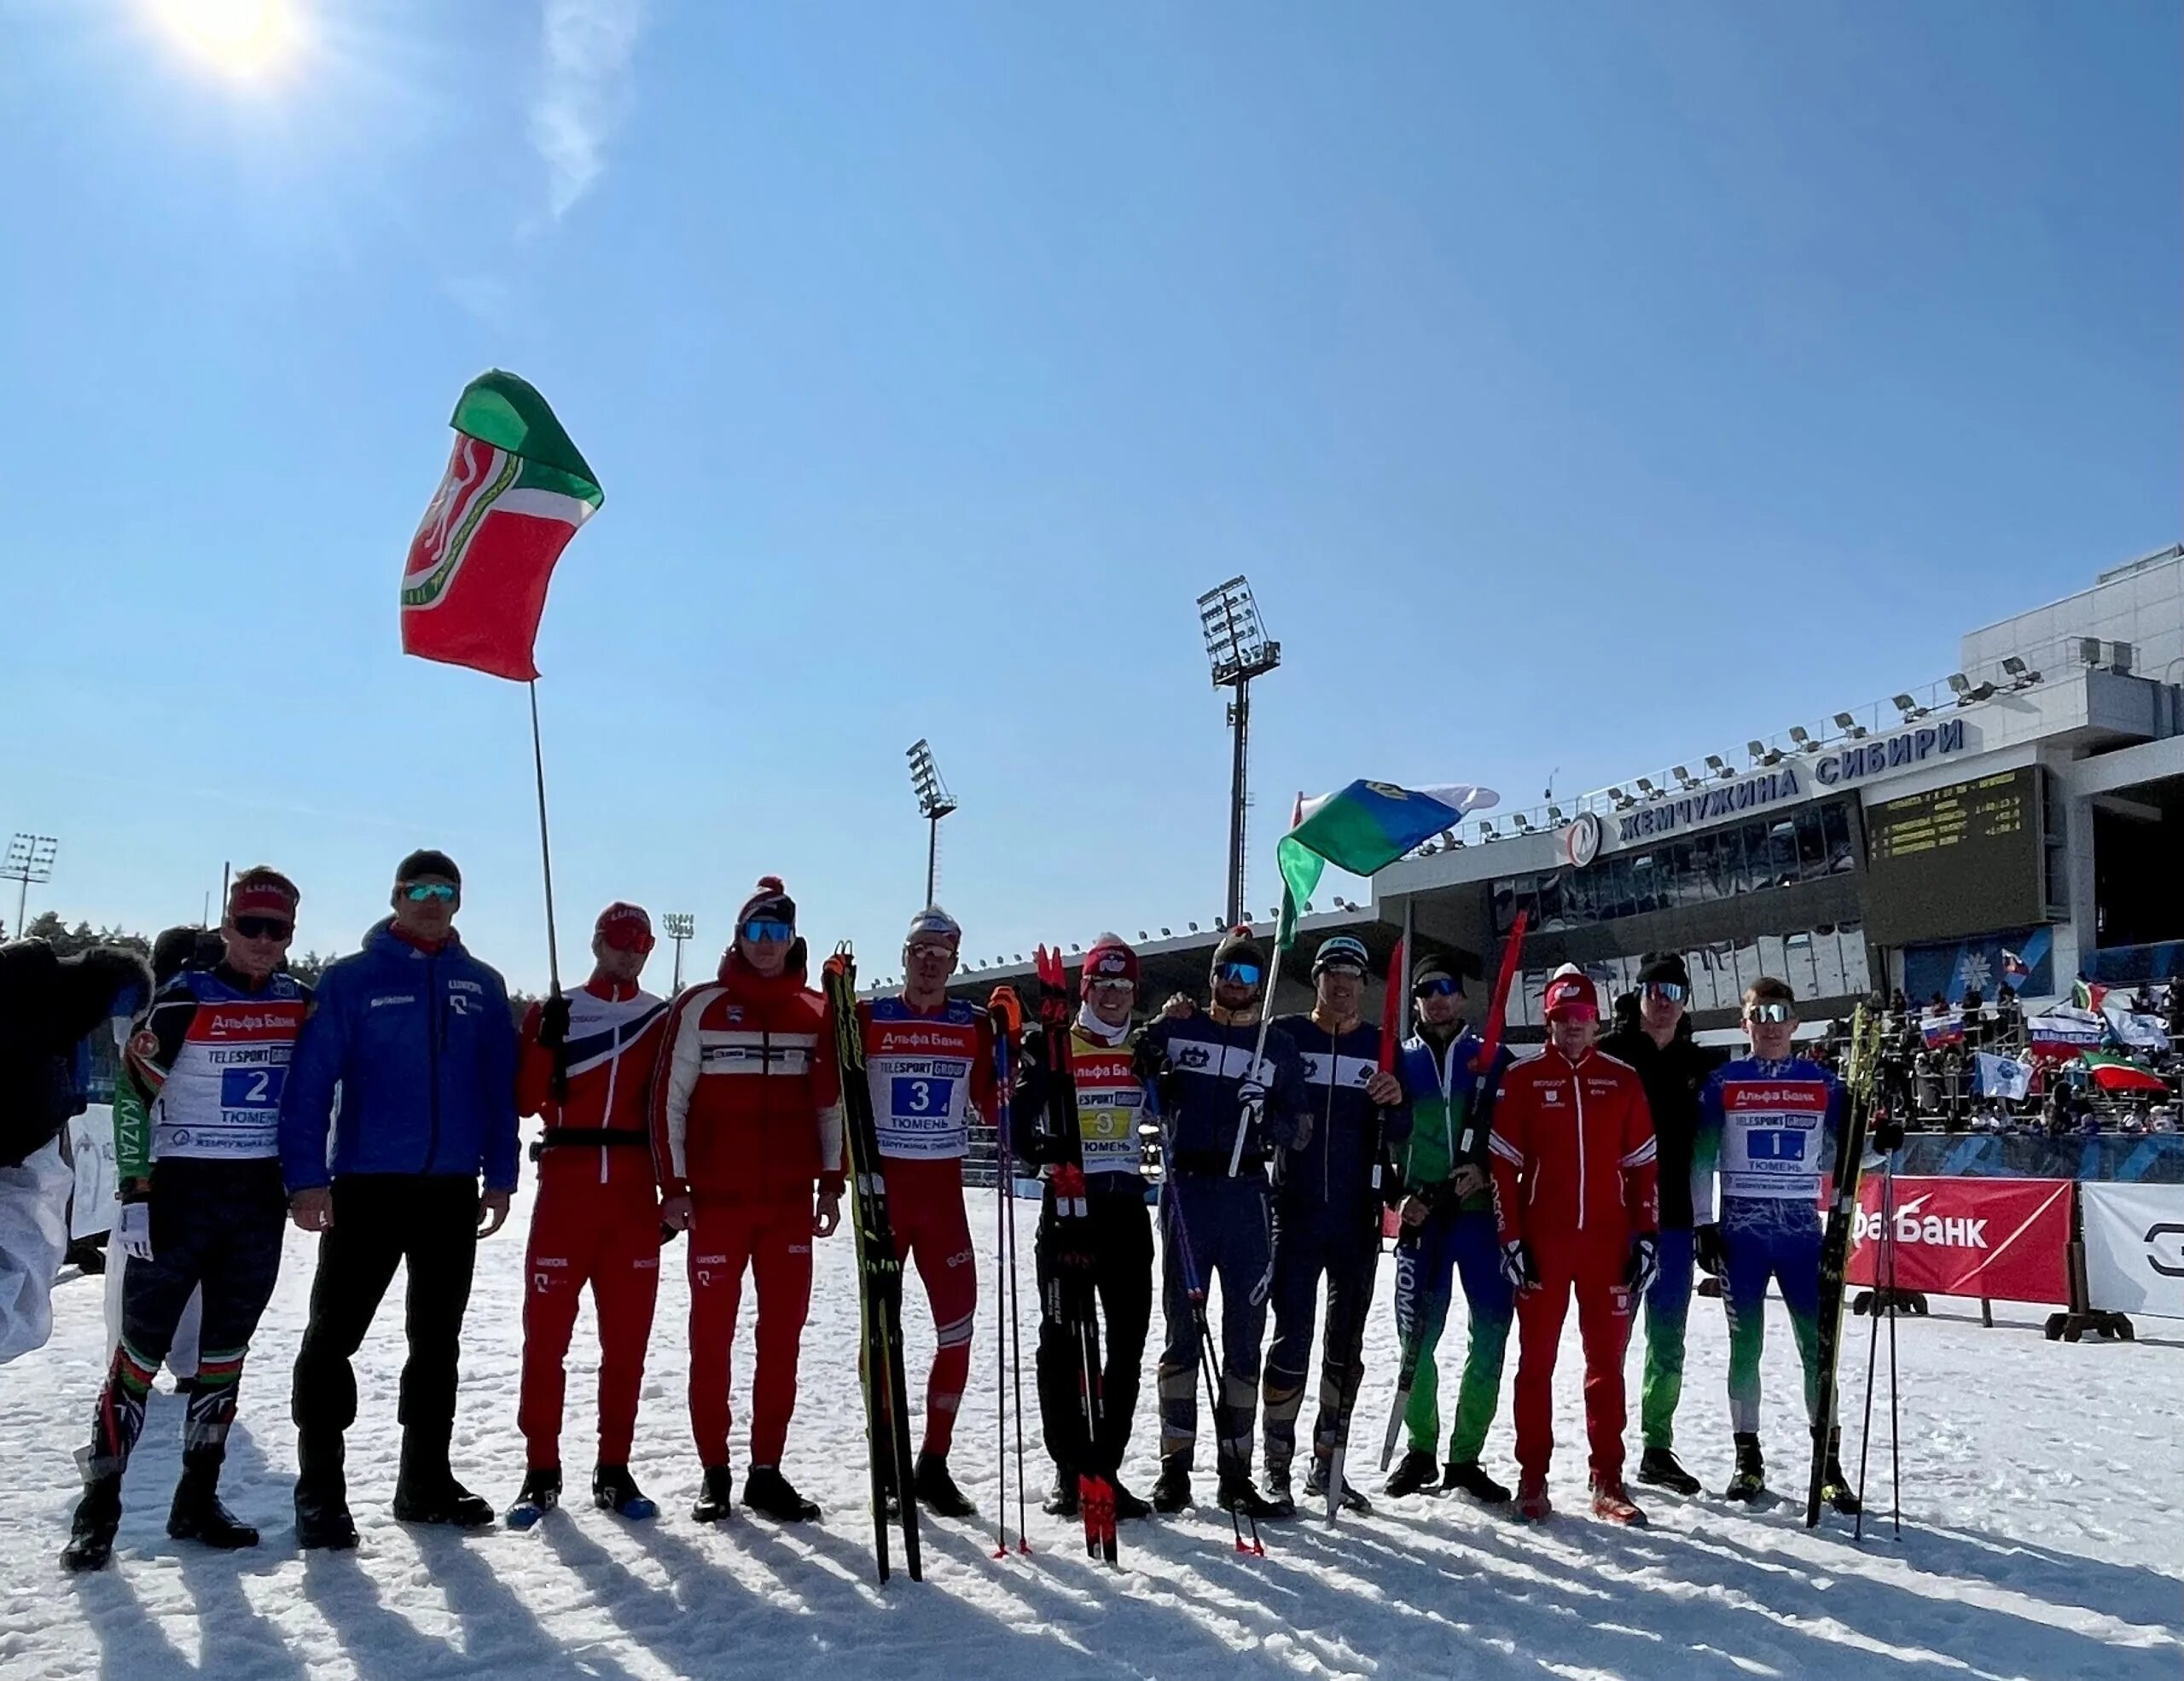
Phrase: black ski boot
[
  {"left": 505, "top": 1467, "right": 562, "bottom": 1530},
  {"left": 1384, "top": 1448, "right": 1440, "bottom": 1498},
  {"left": 1150, "top": 1457, "right": 1193, "bottom": 1514},
  {"left": 741, "top": 1465, "right": 822, "bottom": 1521},
  {"left": 1726, "top": 1433, "right": 1766, "bottom": 1503},
  {"left": 1043, "top": 1464, "right": 1079, "bottom": 1518},
  {"left": 168, "top": 1450, "right": 258, "bottom": 1550},
  {"left": 593, "top": 1464, "right": 657, "bottom": 1521},
  {"left": 293, "top": 1475, "right": 358, "bottom": 1551},
  {"left": 1815, "top": 1427, "right": 1861, "bottom": 1515},
  {"left": 914, "top": 1451, "right": 977, "bottom": 1518},
  {"left": 1442, "top": 1461, "right": 1513, "bottom": 1504},
  {"left": 1221, "top": 1467, "right": 1285, "bottom": 1521},
  {"left": 1636, "top": 1446, "right": 1703, "bottom": 1497},
  {"left": 1304, "top": 1457, "right": 1372, "bottom": 1515},
  {"left": 392, "top": 1442, "right": 495, "bottom": 1528},
  {"left": 690, "top": 1465, "right": 736, "bottom": 1523},
  {"left": 1109, "top": 1476, "right": 1151, "bottom": 1521},
  {"left": 61, "top": 1474, "right": 123, "bottom": 1573}
]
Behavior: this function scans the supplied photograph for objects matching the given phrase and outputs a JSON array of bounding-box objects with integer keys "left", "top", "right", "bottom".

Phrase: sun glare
[{"left": 151, "top": 0, "right": 295, "bottom": 76}]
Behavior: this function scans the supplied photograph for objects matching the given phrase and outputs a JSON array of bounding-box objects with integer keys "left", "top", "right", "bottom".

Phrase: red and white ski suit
[
  {"left": 516, "top": 977, "right": 671, "bottom": 1469},
  {"left": 1490, "top": 1045, "right": 1658, "bottom": 1484},
  {"left": 651, "top": 950, "right": 844, "bottom": 1470}
]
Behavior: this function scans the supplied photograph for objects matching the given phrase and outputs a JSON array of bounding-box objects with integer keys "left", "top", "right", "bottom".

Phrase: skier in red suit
[
  {"left": 1490, "top": 965, "right": 1659, "bottom": 1526},
  {"left": 508, "top": 903, "right": 671, "bottom": 1527}
]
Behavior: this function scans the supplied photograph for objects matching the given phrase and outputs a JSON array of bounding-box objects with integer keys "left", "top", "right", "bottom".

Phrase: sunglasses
[
  {"left": 602, "top": 926, "right": 655, "bottom": 956},
  {"left": 1642, "top": 981, "right": 1688, "bottom": 1004},
  {"left": 1086, "top": 977, "right": 1136, "bottom": 997},
  {"left": 1746, "top": 1001, "right": 1796, "bottom": 1025},
  {"left": 402, "top": 882, "right": 458, "bottom": 904},
  {"left": 1215, "top": 961, "right": 1263, "bottom": 986},
  {"left": 1413, "top": 977, "right": 1461, "bottom": 999},
  {"left": 233, "top": 916, "right": 293, "bottom": 941},
  {"left": 741, "top": 919, "right": 794, "bottom": 945}
]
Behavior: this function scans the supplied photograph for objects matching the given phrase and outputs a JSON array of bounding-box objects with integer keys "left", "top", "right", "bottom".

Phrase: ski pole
[
  {"left": 988, "top": 991, "right": 1033, "bottom": 1556},
  {"left": 1007, "top": 1163, "right": 1029, "bottom": 1551},
  {"left": 992, "top": 1032, "right": 1013, "bottom": 1558}
]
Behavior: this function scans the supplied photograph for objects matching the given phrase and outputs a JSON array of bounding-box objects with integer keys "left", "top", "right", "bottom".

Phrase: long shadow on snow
[{"left": 1875, "top": 1517, "right": 2184, "bottom": 1634}]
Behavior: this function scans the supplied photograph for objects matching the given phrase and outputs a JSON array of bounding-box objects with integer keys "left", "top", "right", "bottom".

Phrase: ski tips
[{"left": 1034, "top": 944, "right": 1069, "bottom": 992}]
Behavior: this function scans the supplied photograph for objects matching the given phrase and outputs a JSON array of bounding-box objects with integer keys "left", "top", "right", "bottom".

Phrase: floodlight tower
[
  {"left": 1196, "top": 576, "right": 1282, "bottom": 928},
  {"left": 3, "top": 834, "right": 58, "bottom": 940},
  {"left": 906, "top": 739, "right": 959, "bottom": 909},
  {"left": 661, "top": 912, "right": 695, "bottom": 991}
]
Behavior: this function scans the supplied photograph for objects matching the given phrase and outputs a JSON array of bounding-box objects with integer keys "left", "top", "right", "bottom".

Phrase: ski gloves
[
  {"left": 1499, "top": 1237, "right": 1538, "bottom": 1292},
  {"left": 1693, "top": 1223, "right": 1726, "bottom": 1279},
  {"left": 537, "top": 993, "right": 573, "bottom": 1050},
  {"left": 1624, "top": 1231, "right": 1659, "bottom": 1297},
  {"left": 116, "top": 1200, "right": 154, "bottom": 1263}
]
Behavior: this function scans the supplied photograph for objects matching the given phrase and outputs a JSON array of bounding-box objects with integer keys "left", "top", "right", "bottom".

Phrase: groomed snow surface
[{"left": 3, "top": 1184, "right": 2178, "bottom": 1681}]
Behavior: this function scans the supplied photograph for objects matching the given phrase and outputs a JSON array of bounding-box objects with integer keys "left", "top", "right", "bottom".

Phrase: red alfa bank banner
[{"left": 1848, "top": 1176, "right": 2073, "bottom": 1305}]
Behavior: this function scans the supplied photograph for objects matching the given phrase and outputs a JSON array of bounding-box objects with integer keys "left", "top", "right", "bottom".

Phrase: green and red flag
[
  {"left": 2079, "top": 1050, "right": 2167, "bottom": 1095},
  {"left": 402, "top": 370, "right": 602, "bottom": 681},
  {"left": 1275, "top": 779, "right": 1496, "bottom": 948}
]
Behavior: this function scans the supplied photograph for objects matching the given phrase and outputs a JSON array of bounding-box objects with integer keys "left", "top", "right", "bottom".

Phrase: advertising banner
[
  {"left": 1848, "top": 1175, "right": 2072, "bottom": 1305},
  {"left": 2081, "top": 1182, "right": 2184, "bottom": 1322}
]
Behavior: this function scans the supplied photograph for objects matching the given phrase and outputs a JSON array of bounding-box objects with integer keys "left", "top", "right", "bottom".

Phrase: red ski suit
[
  {"left": 1490, "top": 1045, "right": 1658, "bottom": 1485},
  {"left": 651, "top": 948, "right": 844, "bottom": 1470},
  {"left": 517, "top": 978, "right": 671, "bottom": 1469}
]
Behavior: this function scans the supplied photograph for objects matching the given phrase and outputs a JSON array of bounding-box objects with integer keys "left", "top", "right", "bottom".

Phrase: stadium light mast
[
  {"left": 661, "top": 911, "right": 695, "bottom": 992},
  {"left": 1197, "top": 576, "right": 1281, "bottom": 928},
  {"left": 906, "top": 739, "right": 959, "bottom": 909},
  {"left": 3, "top": 833, "right": 58, "bottom": 939}
]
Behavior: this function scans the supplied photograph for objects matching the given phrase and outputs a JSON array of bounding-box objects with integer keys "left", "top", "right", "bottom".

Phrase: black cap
[
  {"left": 1411, "top": 952, "right": 1461, "bottom": 993},
  {"left": 1636, "top": 952, "right": 1689, "bottom": 989},
  {"left": 1212, "top": 925, "right": 1266, "bottom": 976},
  {"left": 395, "top": 848, "right": 461, "bottom": 887}
]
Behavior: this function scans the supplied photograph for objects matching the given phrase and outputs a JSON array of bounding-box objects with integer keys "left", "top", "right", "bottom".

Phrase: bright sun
[{"left": 150, "top": 0, "right": 295, "bottom": 75}]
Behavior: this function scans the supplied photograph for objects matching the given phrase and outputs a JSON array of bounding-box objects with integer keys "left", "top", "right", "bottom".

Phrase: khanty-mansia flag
[
  {"left": 401, "top": 370, "right": 602, "bottom": 681},
  {"left": 1275, "top": 780, "right": 1496, "bottom": 948}
]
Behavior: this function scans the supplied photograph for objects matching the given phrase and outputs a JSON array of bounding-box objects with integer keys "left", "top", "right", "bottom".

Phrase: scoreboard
[{"left": 1863, "top": 766, "right": 2045, "bottom": 945}]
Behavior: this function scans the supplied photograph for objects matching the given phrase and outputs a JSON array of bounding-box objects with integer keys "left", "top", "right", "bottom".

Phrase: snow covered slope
[{"left": 3, "top": 1184, "right": 2177, "bottom": 1680}]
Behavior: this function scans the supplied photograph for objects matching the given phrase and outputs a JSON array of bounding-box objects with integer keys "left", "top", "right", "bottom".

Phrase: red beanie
[
  {"left": 595, "top": 902, "right": 653, "bottom": 951},
  {"left": 1081, "top": 933, "right": 1139, "bottom": 993},
  {"left": 1542, "top": 964, "right": 1600, "bottom": 1022},
  {"left": 737, "top": 875, "right": 795, "bottom": 928}
]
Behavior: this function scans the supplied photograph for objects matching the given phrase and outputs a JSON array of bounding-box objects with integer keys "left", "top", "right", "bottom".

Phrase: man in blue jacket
[{"left": 280, "top": 850, "right": 520, "bottom": 1548}]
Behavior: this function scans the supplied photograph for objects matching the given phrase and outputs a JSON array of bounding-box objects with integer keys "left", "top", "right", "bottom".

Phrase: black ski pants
[
  {"left": 1032, "top": 1175, "right": 1153, "bottom": 1479},
  {"left": 291, "top": 1173, "right": 480, "bottom": 1485}
]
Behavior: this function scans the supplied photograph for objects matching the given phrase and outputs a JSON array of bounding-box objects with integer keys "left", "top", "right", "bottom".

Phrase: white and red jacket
[
  {"left": 517, "top": 978, "right": 669, "bottom": 1190},
  {"left": 649, "top": 949, "right": 845, "bottom": 1204},
  {"left": 1490, "top": 1045, "right": 1658, "bottom": 1249}
]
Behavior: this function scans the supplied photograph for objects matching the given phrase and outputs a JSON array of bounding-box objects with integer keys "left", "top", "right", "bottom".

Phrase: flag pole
[{"left": 527, "top": 679, "right": 563, "bottom": 1000}]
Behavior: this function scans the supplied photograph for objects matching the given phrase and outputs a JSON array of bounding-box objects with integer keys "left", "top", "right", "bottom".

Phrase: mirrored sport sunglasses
[
  {"left": 402, "top": 882, "right": 458, "bottom": 904},
  {"left": 233, "top": 916, "right": 293, "bottom": 941},
  {"left": 1086, "top": 976, "right": 1136, "bottom": 994},
  {"left": 601, "top": 925, "right": 655, "bottom": 956},
  {"left": 741, "top": 918, "right": 795, "bottom": 945},
  {"left": 1642, "top": 981, "right": 1688, "bottom": 1005},
  {"left": 1745, "top": 1000, "right": 1796, "bottom": 1025},
  {"left": 1413, "top": 977, "right": 1462, "bottom": 1000},
  {"left": 1216, "top": 961, "right": 1263, "bottom": 986}
]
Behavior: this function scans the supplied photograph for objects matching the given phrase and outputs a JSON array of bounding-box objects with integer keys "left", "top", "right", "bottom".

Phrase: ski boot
[
  {"left": 742, "top": 1465, "right": 822, "bottom": 1522},
  {"left": 168, "top": 1450, "right": 258, "bottom": 1550},
  {"left": 61, "top": 1474, "right": 123, "bottom": 1573},
  {"left": 593, "top": 1464, "right": 656, "bottom": 1521},
  {"left": 293, "top": 1476, "right": 359, "bottom": 1551},
  {"left": 1109, "top": 1476, "right": 1152, "bottom": 1522},
  {"left": 1815, "top": 1427, "right": 1861, "bottom": 1515},
  {"left": 1255, "top": 1464, "right": 1298, "bottom": 1521},
  {"left": 1443, "top": 1460, "right": 1513, "bottom": 1505},
  {"left": 1725, "top": 1433, "right": 1766, "bottom": 1503},
  {"left": 392, "top": 1470, "right": 494, "bottom": 1527},
  {"left": 1304, "top": 1457, "right": 1371, "bottom": 1515},
  {"left": 1043, "top": 1464, "right": 1080, "bottom": 1518},
  {"left": 914, "top": 1450, "right": 977, "bottom": 1518},
  {"left": 1515, "top": 1475, "right": 1553, "bottom": 1523},
  {"left": 1589, "top": 1475, "right": 1648, "bottom": 1527},
  {"left": 505, "top": 1467, "right": 562, "bottom": 1530},
  {"left": 1636, "top": 1446, "right": 1703, "bottom": 1498},
  {"left": 690, "top": 1465, "right": 737, "bottom": 1524},
  {"left": 1384, "top": 1448, "right": 1440, "bottom": 1498},
  {"left": 1150, "top": 1457, "right": 1193, "bottom": 1514}
]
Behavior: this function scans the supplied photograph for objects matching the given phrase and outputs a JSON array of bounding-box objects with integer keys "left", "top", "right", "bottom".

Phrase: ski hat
[
  {"left": 1542, "top": 963, "right": 1600, "bottom": 1023},
  {"left": 905, "top": 905, "right": 961, "bottom": 948},
  {"left": 1636, "top": 952, "right": 1691, "bottom": 990},
  {"left": 1312, "top": 934, "right": 1370, "bottom": 978},
  {"left": 737, "top": 876, "right": 795, "bottom": 928},
  {"left": 395, "top": 848, "right": 461, "bottom": 887},
  {"left": 595, "top": 902, "right": 653, "bottom": 952},
  {"left": 1082, "top": 933, "right": 1138, "bottom": 992},
  {"left": 1411, "top": 952, "right": 1462, "bottom": 994},
  {"left": 1211, "top": 925, "right": 1266, "bottom": 978}
]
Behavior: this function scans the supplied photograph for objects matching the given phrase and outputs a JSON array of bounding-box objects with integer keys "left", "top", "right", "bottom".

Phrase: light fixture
[
  {"left": 1188, "top": 922, "right": 1199, "bottom": 933},
  {"left": 2002, "top": 655, "right": 2042, "bottom": 688},
  {"left": 3, "top": 833, "right": 59, "bottom": 938},
  {"left": 1893, "top": 692, "right": 1929, "bottom": 722},
  {"left": 1548, "top": 804, "right": 1566, "bottom": 823},
  {"left": 906, "top": 739, "right": 959, "bottom": 906},
  {"left": 1833, "top": 712, "right": 1867, "bottom": 738},
  {"left": 1635, "top": 777, "right": 1658, "bottom": 796},
  {"left": 1955, "top": 680, "right": 1996, "bottom": 706},
  {"left": 1199, "top": 574, "right": 1283, "bottom": 926},
  {"left": 1160, "top": 927, "right": 1171, "bottom": 937},
  {"left": 1478, "top": 821, "right": 1498, "bottom": 840},
  {"left": 1512, "top": 814, "right": 1533, "bottom": 834},
  {"left": 1788, "top": 725, "right": 1815, "bottom": 751},
  {"left": 1705, "top": 753, "right": 1734, "bottom": 780}
]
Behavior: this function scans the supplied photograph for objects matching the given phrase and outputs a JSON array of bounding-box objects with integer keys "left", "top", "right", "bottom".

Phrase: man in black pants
[
  {"left": 62, "top": 869, "right": 309, "bottom": 1571},
  {"left": 279, "top": 850, "right": 519, "bottom": 1547},
  {"left": 1017, "top": 934, "right": 1157, "bottom": 1522}
]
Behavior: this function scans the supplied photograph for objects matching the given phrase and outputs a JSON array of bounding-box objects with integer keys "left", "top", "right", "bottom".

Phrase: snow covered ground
[{"left": 3, "top": 1182, "right": 2178, "bottom": 1681}]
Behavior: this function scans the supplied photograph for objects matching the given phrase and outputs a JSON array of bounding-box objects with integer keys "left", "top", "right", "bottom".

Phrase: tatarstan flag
[{"left": 401, "top": 370, "right": 602, "bottom": 681}]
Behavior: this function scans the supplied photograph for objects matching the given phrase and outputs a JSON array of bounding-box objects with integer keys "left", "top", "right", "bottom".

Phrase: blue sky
[{"left": 2, "top": 0, "right": 2176, "bottom": 992}]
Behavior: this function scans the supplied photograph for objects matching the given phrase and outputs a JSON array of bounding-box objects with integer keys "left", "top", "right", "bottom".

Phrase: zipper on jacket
[
  {"left": 600, "top": 1007, "right": 619, "bottom": 1186},
  {"left": 425, "top": 946, "right": 443, "bottom": 1175},
  {"left": 1571, "top": 1049, "right": 1587, "bottom": 1231}
]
